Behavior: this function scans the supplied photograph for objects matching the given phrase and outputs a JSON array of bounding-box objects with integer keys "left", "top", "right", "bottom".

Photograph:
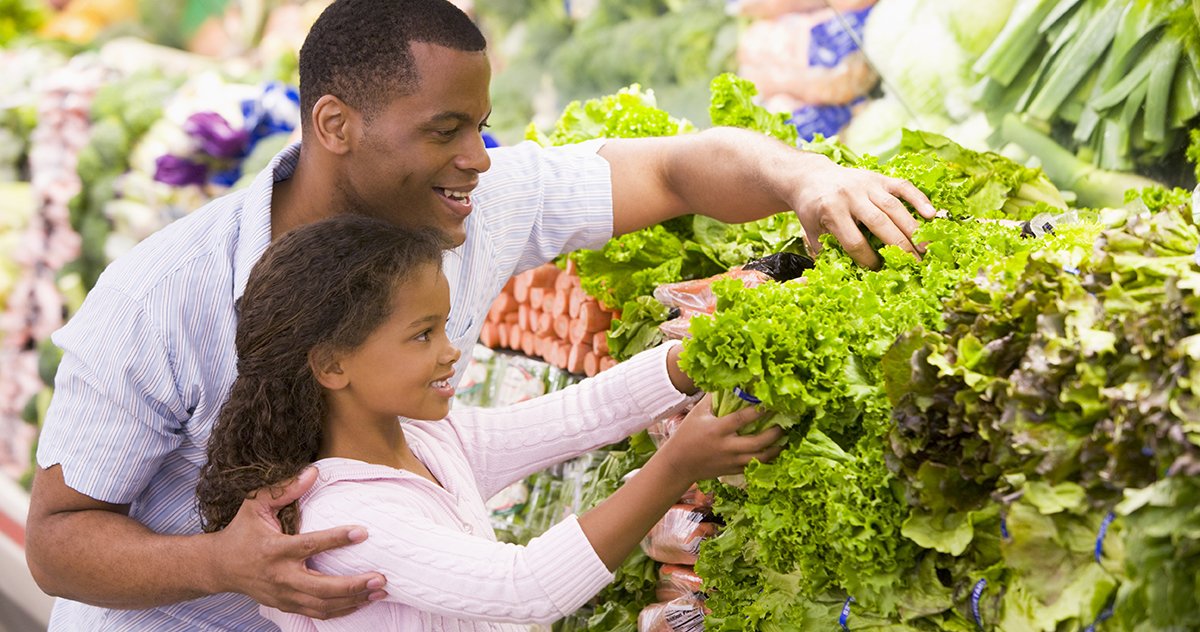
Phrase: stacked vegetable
[{"left": 479, "top": 262, "right": 620, "bottom": 376}]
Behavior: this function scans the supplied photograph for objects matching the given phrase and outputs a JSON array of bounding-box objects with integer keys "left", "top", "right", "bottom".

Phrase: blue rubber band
[
  {"left": 1095, "top": 511, "right": 1116, "bottom": 563},
  {"left": 839, "top": 596, "right": 855, "bottom": 630},
  {"left": 1063, "top": 265, "right": 1080, "bottom": 276},
  {"left": 999, "top": 515, "right": 1010, "bottom": 540},
  {"left": 970, "top": 579, "right": 987, "bottom": 630},
  {"left": 734, "top": 386, "right": 762, "bottom": 405},
  {"left": 1083, "top": 602, "right": 1115, "bottom": 632}
]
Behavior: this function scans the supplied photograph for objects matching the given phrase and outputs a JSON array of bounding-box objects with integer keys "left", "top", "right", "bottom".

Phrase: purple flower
[
  {"left": 154, "top": 155, "right": 209, "bottom": 186},
  {"left": 184, "top": 112, "right": 249, "bottom": 159}
]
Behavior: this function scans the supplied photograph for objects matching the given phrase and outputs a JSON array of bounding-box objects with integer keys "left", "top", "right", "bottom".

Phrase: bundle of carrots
[{"left": 479, "top": 262, "right": 619, "bottom": 376}]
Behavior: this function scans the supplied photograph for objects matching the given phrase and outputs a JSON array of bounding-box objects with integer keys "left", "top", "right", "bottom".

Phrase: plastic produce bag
[
  {"left": 728, "top": 0, "right": 875, "bottom": 20},
  {"left": 641, "top": 504, "right": 717, "bottom": 565},
  {"left": 638, "top": 596, "right": 709, "bottom": 632},
  {"left": 655, "top": 564, "right": 705, "bottom": 602}
]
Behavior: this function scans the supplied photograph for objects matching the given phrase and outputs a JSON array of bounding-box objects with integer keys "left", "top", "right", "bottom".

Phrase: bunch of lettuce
[
  {"left": 675, "top": 74, "right": 1103, "bottom": 629},
  {"left": 886, "top": 188, "right": 1200, "bottom": 629}
]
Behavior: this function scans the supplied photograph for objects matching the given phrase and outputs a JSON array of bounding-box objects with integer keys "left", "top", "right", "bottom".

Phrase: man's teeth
[{"left": 442, "top": 189, "right": 470, "bottom": 202}]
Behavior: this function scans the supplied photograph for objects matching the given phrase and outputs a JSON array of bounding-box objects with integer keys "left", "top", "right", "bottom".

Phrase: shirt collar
[{"left": 231, "top": 142, "right": 302, "bottom": 301}]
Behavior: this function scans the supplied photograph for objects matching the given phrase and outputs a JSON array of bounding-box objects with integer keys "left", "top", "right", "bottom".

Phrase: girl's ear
[{"left": 310, "top": 346, "right": 349, "bottom": 390}]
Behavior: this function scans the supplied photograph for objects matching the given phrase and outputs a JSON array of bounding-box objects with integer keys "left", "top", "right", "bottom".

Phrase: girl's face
[{"left": 333, "top": 263, "right": 462, "bottom": 422}]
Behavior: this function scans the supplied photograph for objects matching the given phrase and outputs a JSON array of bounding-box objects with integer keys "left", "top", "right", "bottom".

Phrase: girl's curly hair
[{"left": 196, "top": 215, "right": 447, "bottom": 534}]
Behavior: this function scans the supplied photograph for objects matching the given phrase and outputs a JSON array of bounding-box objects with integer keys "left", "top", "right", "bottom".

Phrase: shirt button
[{"left": 462, "top": 523, "right": 473, "bottom": 534}]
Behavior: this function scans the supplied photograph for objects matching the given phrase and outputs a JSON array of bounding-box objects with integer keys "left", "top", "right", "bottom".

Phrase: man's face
[{"left": 342, "top": 42, "right": 492, "bottom": 246}]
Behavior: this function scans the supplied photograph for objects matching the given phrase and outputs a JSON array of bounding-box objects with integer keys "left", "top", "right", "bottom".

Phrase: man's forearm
[
  {"left": 602, "top": 127, "right": 832, "bottom": 236},
  {"left": 27, "top": 510, "right": 222, "bottom": 609}
]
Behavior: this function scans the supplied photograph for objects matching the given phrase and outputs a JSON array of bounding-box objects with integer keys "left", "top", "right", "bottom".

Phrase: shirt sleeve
[
  {"left": 474, "top": 139, "right": 614, "bottom": 276},
  {"left": 299, "top": 483, "right": 614, "bottom": 626},
  {"left": 446, "top": 341, "right": 693, "bottom": 500},
  {"left": 35, "top": 285, "right": 186, "bottom": 504}
]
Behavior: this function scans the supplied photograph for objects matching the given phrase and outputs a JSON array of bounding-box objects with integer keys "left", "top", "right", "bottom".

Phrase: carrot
[
  {"left": 565, "top": 258, "right": 577, "bottom": 277},
  {"left": 527, "top": 264, "right": 559, "bottom": 288},
  {"left": 513, "top": 271, "right": 532, "bottom": 303},
  {"left": 555, "top": 269, "right": 574, "bottom": 293},
  {"left": 503, "top": 311, "right": 519, "bottom": 324},
  {"left": 535, "top": 336, "right": 549, "bottom": 359},
  {"left": 578, "top": 300, "right": 613, "bottom": 333},
  {"left": 486, "top": 293, "right": 518, "bottom": 323},
  {"left": 584, "top": 351, "right": 600, "bottom": 377},
  {"left": 568, "top": 287, "right": 586, "bottom": 318},
  {"left": 568, "top": 318, "right": 588, "bottom": 345},
  {"left": 539, "top": 312, "right": 553, "bottom": 336},
  {"left": 518, "top": 305, "right": 531, "bottom": 331},
  {"left": 497, "top": 322, "right": 509, "bottom": 349},
  {"left": 599, "top": 356, "right": 618, "bottom": 372},
  {"left": 480, "top": 322, "right": 500, "bottom": 348},
  {"left": 567, "top": 343, "right": 591, "bottom": 374},
  {"left": 502, "top": 277, "right": 516, "bottom": 294},
  {"left": 555, "top": 341, "right": 571, "bottom": 369},
  {"left": 550, "top": 290, "right": 568, "bottom": 316},
  {"left": 529, "top": 287, "right": 546, "bottom": 310},
  {"left": 521, "top": 331, "right": 536, "bottom": 356},
  {"left": 554, "top": 314, "right": 570, "bottom": 340},
  {"left": 592, "top": 331, "right": 610, "bottom": 355},
  {"left": 509, "top": 323, "right": 522, "bottom": 349}
]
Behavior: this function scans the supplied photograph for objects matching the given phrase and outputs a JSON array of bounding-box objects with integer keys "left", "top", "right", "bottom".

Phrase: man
[{"left": 25, "top": 0, "right": 935, "bottom": 629}]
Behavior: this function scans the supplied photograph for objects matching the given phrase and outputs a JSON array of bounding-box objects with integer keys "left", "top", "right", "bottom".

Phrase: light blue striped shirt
[{"left": 36, "top": 140, "right": 613, "bottom": 631}]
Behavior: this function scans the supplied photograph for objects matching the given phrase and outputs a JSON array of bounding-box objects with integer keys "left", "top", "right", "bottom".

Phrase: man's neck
[{"left": 271, "top": 151, "right": 336, "bottom": 239}]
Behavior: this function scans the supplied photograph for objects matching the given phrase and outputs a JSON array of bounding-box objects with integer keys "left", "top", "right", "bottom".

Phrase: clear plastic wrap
[
  {"left": 641, "top": 504, "right": 717, "bottom": 565},
  {"left": 655, "top": 564, "right": 705, "bottom": 602},
  {"left": 637, "top": 596, "right": 709, "bottom": 632}
]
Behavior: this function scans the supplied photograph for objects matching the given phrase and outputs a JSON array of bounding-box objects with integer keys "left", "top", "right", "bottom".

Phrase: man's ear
[
  {"left": 310, "top": 346, "right": 349, "bottom": 390},
  {"left": 310, "top": 95, "right": 358, "bottom": 156}
]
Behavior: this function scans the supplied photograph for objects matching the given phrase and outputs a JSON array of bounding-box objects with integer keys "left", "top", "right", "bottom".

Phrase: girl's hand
[{"left": 656, "top": 393, "right": 785, "bottom": 483}]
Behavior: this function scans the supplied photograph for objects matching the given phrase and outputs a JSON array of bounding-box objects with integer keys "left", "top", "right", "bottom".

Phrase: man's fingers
[
  {"left": 869, "top": 189, "right": 921, "bottom": 244},
  {"left": 888, "top": 177, "right": 937, "bottom": 219},
  {"left": 286, "top": 525, "right": 370, "bottom": 560},
  {"left": 826, "top": 213, "right": 880, "bottom": 269},
  {"left": 292, "top": 568, "right": 388, "bottom": 602},
  {"left": 856, "top": 198, "right": 918, "bottom": 258}
]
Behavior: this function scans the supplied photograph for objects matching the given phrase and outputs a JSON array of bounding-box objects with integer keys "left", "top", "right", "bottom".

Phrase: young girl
[{"left": 195, "top": 215, "right": 784, "bottom": 631}]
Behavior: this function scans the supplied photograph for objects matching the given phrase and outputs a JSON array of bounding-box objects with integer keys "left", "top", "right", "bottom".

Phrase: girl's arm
[
  {"left": 444, "top": 342, "right": 696, "bottom": 500},
  {"left": 278, "top": 398, "right": 782, "bottom": 627}
]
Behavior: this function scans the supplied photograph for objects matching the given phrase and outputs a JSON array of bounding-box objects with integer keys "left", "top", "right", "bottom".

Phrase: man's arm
[
  {"left": 599, "top": 126, "right": 938, "bottom": 269},
  {"left": 26, "top": 465, "right": 386, "bottom": 619}
]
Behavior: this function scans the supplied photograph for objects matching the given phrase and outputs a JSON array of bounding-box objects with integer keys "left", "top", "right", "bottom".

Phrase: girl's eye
[{"left": 415, "top": 329, "right": 432, "bottom": 342}]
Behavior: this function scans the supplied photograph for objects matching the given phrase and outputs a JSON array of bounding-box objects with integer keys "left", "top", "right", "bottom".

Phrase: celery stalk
[
  {"left": 1143, "top": 37, "right": 1182, "bottom": 143},
  {"left": 973, "top": 0, "right": 1062, "bottom": 86},
  {"left": 1089, "top": 37, "right": 1171, "bottom": 110},
  {"left": 1028, "top": 0, "right": 1124, "bottom": 120},
  {"left": 1000, "top": 114, "right": 1160, "bottom": 207},
  {"left": 1170, "top": 63, "right": 1200, "bottom": 128}
]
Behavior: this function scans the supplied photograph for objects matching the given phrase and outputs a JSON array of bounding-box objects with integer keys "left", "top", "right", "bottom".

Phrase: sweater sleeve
[
  {"left": 445, "top": 341, "right": 694, "bottom": 499},
  {"left": 299, "top": 482, "right": 613, "bottom": 625}
]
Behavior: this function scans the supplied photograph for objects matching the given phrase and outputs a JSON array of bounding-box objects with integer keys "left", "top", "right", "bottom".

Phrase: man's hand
[
  {"left": 209, "top": 467, "right": 387, "bottom": 620},
  {"left": 601, "top": 128, "right": 938, "bottom": 270},
  {"left": 789, "top": 154, "right": 937, "bottom": 269}
]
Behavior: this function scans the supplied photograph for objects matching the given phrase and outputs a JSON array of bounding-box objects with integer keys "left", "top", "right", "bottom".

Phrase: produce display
[{"left": 4, "top": 2, "right": 1200, "bottom": 630}]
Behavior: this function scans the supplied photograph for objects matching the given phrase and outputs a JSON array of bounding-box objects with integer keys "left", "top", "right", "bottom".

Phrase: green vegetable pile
[
  {"left": 888, "top": 187, "right": 1200, "bottom": 631},
  {"left": 975, "top": 0, "right": 1200, "bottom": 177},
  {"left": 681, "top": 161, "right": 1089, "bottom": 632}
]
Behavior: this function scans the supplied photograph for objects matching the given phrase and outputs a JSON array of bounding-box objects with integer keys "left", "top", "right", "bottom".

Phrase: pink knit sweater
[{"left": 261, "top": 342, "right": 690, "bottom": 631}]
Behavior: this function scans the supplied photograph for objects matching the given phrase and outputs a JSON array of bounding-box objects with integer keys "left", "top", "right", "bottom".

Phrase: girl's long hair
[{"left": 196, "top": 215, "right": 446, "bottom": 534}]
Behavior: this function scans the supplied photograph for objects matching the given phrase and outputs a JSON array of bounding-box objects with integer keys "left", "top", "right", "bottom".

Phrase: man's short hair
[{"left": 299, "top": 0, "right": 486, "bottom": 129}]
